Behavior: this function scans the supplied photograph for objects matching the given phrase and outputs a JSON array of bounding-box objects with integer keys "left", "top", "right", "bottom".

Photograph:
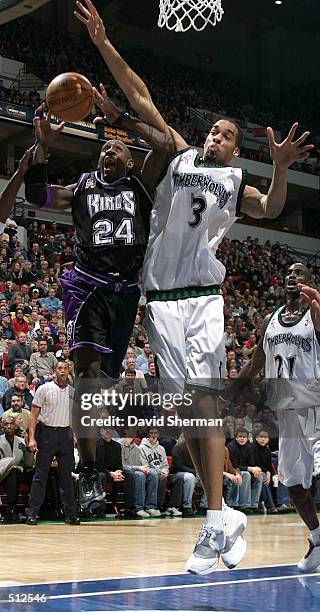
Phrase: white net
[{"left": 158, "top": 0, "right": 224, "bottom": 33}]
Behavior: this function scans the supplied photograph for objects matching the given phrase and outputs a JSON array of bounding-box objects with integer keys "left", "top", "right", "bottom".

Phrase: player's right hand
[
  {"left": 33, "top": 103, "right": 65, "bottom": 148},
  {"left": 93, "top": 84, "right": 121, "bottom": 126}
]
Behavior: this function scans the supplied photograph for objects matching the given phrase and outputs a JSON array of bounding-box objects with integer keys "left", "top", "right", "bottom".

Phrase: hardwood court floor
[{"left": 1, "top": 513, "right": 318, "bottom": 585}]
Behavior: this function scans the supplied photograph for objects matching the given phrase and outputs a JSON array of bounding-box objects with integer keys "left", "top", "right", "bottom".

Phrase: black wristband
[
  {"left": 115, "top": 112, "right": 130, "bottom": 126},
  {"left": 24, "top": 163, "right": 47, "bottom": 185}
]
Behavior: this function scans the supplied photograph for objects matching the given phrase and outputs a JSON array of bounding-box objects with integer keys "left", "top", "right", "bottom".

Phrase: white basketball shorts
[
  {"left": 278, "top": 406, "right": 320, "bottom": 489},
  {"left": 145, "top": 294, "right": 225, "bottom": 395}
]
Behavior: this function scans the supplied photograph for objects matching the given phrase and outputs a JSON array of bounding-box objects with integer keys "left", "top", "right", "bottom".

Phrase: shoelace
[{"left": 197, "top": 525, "right": 221, "bottom": 545}]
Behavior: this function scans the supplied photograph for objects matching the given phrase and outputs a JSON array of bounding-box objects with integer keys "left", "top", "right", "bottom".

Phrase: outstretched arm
[
  {"left": 0, "top": 148, "right": 34, "bottom": 225},
  {"left": 75, "top": 0, "right": 187, "bottom": 150},
  {"left": 25, "top": 107, "right": 74, "bottom": 211},
  {"left": 94, "top": 84, "right": 186, "bottom": 188},
  {"left": 241, "top": 123, "right": 314, "bottom": 219}
]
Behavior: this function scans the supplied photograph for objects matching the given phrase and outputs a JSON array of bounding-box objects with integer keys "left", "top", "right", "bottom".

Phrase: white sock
[
  {"left": 310, "top": 525, "right": 320, "bottom": 544},
  {"left": 206, "top": 509, "right": 224, "bottom": 530}
]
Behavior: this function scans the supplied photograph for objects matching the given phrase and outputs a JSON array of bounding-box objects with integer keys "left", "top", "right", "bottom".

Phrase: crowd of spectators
[
  {"left": 0, "top": 212, "right": 319, "bottom": 522},
  {"left": 0, "top": 17, "right": 319, "bottom": 175}
]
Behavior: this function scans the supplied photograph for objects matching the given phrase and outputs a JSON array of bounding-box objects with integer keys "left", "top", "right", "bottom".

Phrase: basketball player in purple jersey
[{"left": 24, "top": 95, "right": 177, "bottom": 510}]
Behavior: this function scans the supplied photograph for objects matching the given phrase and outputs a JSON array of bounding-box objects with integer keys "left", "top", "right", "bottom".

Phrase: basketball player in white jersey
[
  {"left": 75, "top": 0, "right": 314, "bottom": 574},
  {"left": 226, "top": 263, "right": 320, "bottom": 572}
]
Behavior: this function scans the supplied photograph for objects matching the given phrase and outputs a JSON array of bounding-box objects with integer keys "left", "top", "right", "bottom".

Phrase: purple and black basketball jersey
[{"left": 71, "top": 171, "right": 153, "bottom": 279}]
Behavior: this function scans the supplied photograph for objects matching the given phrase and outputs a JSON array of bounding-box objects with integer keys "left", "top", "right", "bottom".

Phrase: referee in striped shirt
[{"left": 25, "top": 362, "right": 79, "bottom": 525}]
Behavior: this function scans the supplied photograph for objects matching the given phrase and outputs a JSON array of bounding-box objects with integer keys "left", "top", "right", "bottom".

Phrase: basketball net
[{"left": 158, "top": 0, "right": 224, "bottom": 33}]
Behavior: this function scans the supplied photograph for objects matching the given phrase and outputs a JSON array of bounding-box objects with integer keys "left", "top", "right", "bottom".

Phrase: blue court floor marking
[
  {"left": 0, "top": 565, "right": 320, "bottom": 611},
  {"left": 0, "top": 564, "right": 307, "bottom": 598}
]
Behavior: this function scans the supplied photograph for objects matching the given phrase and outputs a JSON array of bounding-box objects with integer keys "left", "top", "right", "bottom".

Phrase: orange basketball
[{"left": 46, "top": 72, "right": 94, "bottom": 122}]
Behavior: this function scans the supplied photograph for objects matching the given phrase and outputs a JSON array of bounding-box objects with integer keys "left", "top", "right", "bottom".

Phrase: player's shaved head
[
  {"left": 285, "top": 262, "right": 312, "bottom": 295},
  {"left": 98, "top": 139, "right": 134, "bottom": 179},
  {"left": 288, "top": 262, "right": 311, "bottom": 281}
]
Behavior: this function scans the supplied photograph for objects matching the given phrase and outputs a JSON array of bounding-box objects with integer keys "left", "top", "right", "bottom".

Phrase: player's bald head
[{"left": 288, "top": 262, "right": 311, "bottom": 281}]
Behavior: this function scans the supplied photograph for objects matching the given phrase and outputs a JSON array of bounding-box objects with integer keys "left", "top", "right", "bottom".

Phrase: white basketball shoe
[
  {"left": 298, "top": 539, "right": 320, "bottom": 572},
  {"left": 221, "top": 505, "right": 247, "bottom": 569},
  {"left": 186, "top": 524, "right": 226, "bottom": 575}
]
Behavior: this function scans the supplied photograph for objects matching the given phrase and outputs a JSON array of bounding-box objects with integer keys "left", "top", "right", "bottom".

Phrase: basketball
[{"left": 46, "top": 72, "right": 94, "bottom": 122}]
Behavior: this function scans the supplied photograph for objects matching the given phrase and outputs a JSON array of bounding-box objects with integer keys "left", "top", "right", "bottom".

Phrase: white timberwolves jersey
[
  {"left": 142, "top": 148, "right": 246, "bottom": 291},
  {"left": 263, "top": 306, "right": 320, "bottom": 409}
]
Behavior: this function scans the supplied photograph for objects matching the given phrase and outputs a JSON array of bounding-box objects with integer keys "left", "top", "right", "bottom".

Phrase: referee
[{"left": 25, "top": 362, "right": 79, "bottom": 525}]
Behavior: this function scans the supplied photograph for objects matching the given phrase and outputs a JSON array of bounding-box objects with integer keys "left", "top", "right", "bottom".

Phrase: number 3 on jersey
[
  {"left": 188, "top": 195, "right": 207, "bottom": 228},
  {"left": 93, "top": 218, "right": 135, "bottom": 246}
]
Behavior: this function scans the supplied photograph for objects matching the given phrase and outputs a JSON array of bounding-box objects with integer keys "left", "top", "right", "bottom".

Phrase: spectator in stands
[
  {"left": 252, "top": 431, "right": 278, "bottom": 514},
  {"left": 0, "top": 416, "right": 34, "bottom": 522},
  {"left": 96, "top": 427, "right": 134, "bottom": 515},
  {"left": 3, "top": 374, "right": 33, "bottom": 410},
  {"left": 121, "top": 357, "right": 147, "bottom": 388},
  {"left": 29, "top": 339, "right": 57, "bottom": 385},
  {"left": 41, "top": 325, "right": 55, "bottom": 352},
  {"left": 119, "top": 435, "right": 159, "bottom": 518},
  {"left": 171, "top": 439, "right": 205, "bottom": 515},
  {"left": 139, "top": 428, "right": 182, "bottom": 516},
  {"left": 260, "top": 406, "right": 279, "bottom": 451},
  {"left": 12, "top": 309, "right": 29, "bottom": 336},
  {"left": 145, "top": 360, "right": 158, "bottom": 393},
  {"left": 0, "top": 373, "right": 9, "bottom": 416},
  {"left": 2, "top": 393, "right": 30, "bottom": 432},
  {"left": 1, "top": 313, "right": 14, "bottom": 340},
  {"left": 136, "top": 341, "right": 152, "bottom": 374},
  {"left": 223, "top": 447, "right": 243, "bottom": 508},
  {"left": 227, "top": 428, "right": 263, "bottom": 511},
  {"left": 43, "top": 235, "right": 60, "bottom": 266},
  {"left": 252, "top": 419, "right": 264, "bottom": 438},
  {"left": 38, "top": 288, "right": 63, "bottom": 314},
  {"left": 21, "top": 261, "right": 37, "bottom": 285},
  {"left": 223, "top": 416, "right": 236, "bottom": 445},
  {"left": 128, "top": 335, "right": 143, "bottom": 356},
  {"left": 244, "top": 403, "right": 257, "bottom": 438},
  {"left": 8, "top": 364, "right": 23, "bottom": 387},
  {"left": 8, "top": 331, "right": 31, "bottom": 375}
]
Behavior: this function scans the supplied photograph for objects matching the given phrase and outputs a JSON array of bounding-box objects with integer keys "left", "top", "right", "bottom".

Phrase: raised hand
[
  {"left": 33, "top": 104, "right": 65, "bottom": 149},
  {"left": 17, "top": 146, "right": 35, "bottom": 176},
  {"left": 74, "top": 0, "right": 106, "bottom": 46},
  {"left": 267, "top": 123, "right": 314, "bottom": 170},
  {"left": 93, "top": 83, "right": 121, "bottom": 125},
  {"left": 298, "top": 284, "right": 320, "bottom": 331}
]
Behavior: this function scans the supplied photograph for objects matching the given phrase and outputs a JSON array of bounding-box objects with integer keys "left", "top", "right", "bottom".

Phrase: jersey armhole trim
[
  {"left": 154, "top": 146, "right": 195, "bottom": 189},
  {"left": 131, "top": 175, "right": 154, "bottom": 208},
  {"left": 73, "top": 173, "right": 89, "bottom": 198},
  {"left": 236, "top": 168, "right": 247, "bottom": 218}
]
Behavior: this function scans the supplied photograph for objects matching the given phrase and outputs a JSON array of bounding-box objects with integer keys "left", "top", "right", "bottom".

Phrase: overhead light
[{"left": 275, "top": 1, "right": 282, "bottom": 4}]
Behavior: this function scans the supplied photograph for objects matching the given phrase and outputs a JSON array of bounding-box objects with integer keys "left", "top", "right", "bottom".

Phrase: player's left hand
[
  {"left": 93, "top": 84, "right": 121, "bottom": 126},
  {"left": 267, "top": 123, "right": 314, "bottom": 170},
  {"left": 74, "top": 0, "right": 106, "bottom": 47},
  {"left": 298, "top": 284, "right": 320, "bottom": 331}
]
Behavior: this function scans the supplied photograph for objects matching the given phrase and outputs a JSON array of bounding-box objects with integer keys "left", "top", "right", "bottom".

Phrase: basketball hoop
[{"left": 158, "top": 0, "right": 224, "bottom": 33}]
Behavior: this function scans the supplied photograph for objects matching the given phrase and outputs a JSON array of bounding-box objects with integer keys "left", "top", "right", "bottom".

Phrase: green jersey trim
[
  {"left": 236, "top": 168, "right": 247, "bottom": 218},
  {"left": 278, "top": 305, "right": 310, "bottom": 328},
  {"left": 146, "top": 284, "right": 221, "bottom": 303}
]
